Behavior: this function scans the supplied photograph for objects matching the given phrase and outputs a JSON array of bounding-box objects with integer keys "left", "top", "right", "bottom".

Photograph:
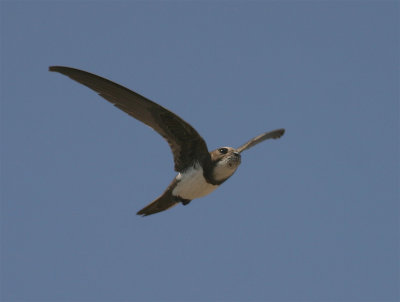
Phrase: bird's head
[{"left": 210, "top": 147, "right": 241, "bottom": 181}]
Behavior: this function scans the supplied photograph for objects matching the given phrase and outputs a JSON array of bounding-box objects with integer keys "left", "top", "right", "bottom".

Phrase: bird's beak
[{"left": 233, "top": 151, "right": 241, "bottom": 161}]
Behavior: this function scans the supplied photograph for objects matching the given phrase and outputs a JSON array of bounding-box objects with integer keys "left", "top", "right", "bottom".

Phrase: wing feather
[
  {"left": 49, "top": 66, "right": 210, "bottom": 171},
  {"left": 236, "top": 129, "right": 285, "bottom": 153}
]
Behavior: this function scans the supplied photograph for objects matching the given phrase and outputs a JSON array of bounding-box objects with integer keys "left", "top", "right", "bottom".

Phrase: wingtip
[
  {"left": 49, "top": 66, "right": 68, "bottom": 73},
  {"left": 49, "top": 66, "right": 76, "bottom": 73},
  {"left": 276, "top": 128, "right": 285, "bottom": 138},
  {"left": 136, "top": 211, "right": 148, "bottom": 217},
  {"left": 136, "top": 208, "right": 158, "bottom": 217}
]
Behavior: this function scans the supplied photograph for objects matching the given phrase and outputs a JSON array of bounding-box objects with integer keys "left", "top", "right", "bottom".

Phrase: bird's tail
[{"left": 136, "top": 189, "right": 179, "bottom": 217}]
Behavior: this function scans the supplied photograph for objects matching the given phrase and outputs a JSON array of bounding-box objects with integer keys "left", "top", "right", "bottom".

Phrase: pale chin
[
  {"left": 219, "top": 156, "right": 241, "bottom": 169},
  {"left": 213, "top": 158, "right": 240, "bottom": 181},
  {"left": 228, "top": 162, "right": 239, "bottom": 168}
]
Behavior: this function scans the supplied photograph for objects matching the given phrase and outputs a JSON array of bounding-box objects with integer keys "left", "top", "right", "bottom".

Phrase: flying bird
[{"left": 49, "top": 66, "right": 285, "bottom": 216}]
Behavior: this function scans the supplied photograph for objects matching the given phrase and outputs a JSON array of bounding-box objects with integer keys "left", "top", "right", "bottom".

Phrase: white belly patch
[{"left": 172, "top": 164, "right": 218, "bottom": 200}]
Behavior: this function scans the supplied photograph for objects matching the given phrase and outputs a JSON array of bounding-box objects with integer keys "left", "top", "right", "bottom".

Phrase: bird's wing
[
  {"left": 49, "top": 66, "right": 210, "bottom": 172},
  {"left": 136, "top": 189, "right": 179, "bottom": 216},
  {"left": 236, "top": 128, "right": 285, "bottom": 153}
]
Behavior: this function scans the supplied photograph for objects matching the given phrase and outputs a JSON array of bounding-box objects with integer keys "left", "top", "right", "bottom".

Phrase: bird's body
[
  {"left": 173, "top": 164, "right": 218, "bottom": 200},
  {"left": 138, "top": 146, "right": 241, "bottom": 215},
  {"left": 49, "top": 66, "right": 284, "bottom": 216}
]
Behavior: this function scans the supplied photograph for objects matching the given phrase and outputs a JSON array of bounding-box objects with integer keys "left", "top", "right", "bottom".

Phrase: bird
[{"left": 49, "top": 66, "right": 285, "bottom": 216}]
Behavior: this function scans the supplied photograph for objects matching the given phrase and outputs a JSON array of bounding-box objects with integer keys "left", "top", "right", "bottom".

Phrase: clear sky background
[{"left": 1, "top": 1, "right": 398, "bottom": 301}]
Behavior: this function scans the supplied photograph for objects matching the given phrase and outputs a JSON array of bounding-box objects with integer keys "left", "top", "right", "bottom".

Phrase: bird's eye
[{"left": 219, "top": 148, "right": 228, "bottom": 154}]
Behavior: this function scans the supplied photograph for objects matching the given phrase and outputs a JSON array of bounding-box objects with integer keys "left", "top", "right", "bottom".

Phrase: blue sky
[{"left": 1, "top": 1, "right": 398, "bottom": 301}]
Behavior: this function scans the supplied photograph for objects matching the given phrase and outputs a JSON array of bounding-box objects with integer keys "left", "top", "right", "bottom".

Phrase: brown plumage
[
  {"left": 50, "top": 66, "right": 285, "bottom": 216},
  {"left": 236, "top": 129, "right": 285, "bottom": 153},
  {"left": 136, "top": 180, "right": 181, "bottom": 216},
  {"left": 49, "top": 66, "right": 210, "bottom": 172}
]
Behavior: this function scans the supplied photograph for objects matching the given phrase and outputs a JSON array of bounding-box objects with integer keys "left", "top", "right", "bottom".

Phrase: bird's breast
[{"left": 172, "top": 164, "right": 218, "bottom": 200}]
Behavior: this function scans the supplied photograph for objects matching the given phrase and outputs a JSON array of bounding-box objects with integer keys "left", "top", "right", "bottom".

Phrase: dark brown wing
[
  {"left": 136, "top": 188, "right": 179, "bottom": 216},
  {"left": 49, "top": 66, "right": 210, "bottom": 172},
  {"left": 236, "top": 128, "right": 285, "bottom": 153}
]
